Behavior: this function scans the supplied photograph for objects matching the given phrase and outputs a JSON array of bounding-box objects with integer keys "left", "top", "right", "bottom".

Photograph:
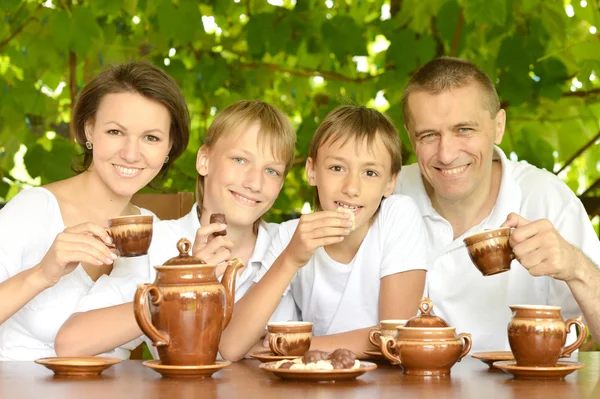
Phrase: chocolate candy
[
  {"left": 210, "top": 213, "right": 227, "bottom": 236},
  {"left": 330, "top": 348, "right": 357, "bottom": 369}
]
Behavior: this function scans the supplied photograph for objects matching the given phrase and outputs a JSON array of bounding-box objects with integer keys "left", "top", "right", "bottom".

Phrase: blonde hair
[
  {"left": 402, "top": 56, "right": 501, "bottom": 128},
  {"left": 196, "top": 100, "right": 296, "bottom": 230},
  {"left": 308, "top": 105, "right": 401, "bottom": 211}
]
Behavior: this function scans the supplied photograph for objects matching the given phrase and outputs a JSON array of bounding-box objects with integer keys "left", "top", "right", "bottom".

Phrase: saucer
[
  {"left": 248, "top": 350, "right": 302, "bottom": 363},
  {"left": 493, "top": 360, "right": 584, "bottom": 380},
  {"left": 471, "top": 351, "right": 514, "bottom": 368},
  {"left": 35, "top": 356, "right": 121, "bottom": 377},
  {"left": 142, "top": 360, "right": 231, "bottom": 378},
  {"left": 259, "top": 361, "right": 377, "bottom": 382}
]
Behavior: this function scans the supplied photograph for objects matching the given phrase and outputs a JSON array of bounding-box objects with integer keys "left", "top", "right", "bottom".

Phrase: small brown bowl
[{"left": 464, "top": 227, "right": 514, "bottom": 276}]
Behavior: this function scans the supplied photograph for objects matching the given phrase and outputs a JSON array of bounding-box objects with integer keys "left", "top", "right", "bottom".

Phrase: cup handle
[
  {"left": 368, "top": 328, "right": 382, "bottom": 347},
  {"left": 133, "top": 283, "right": 170, "bottom": 347},
  {"left": 380, "top": 336, "right": 402, "bottom": 365},
  {"left": 457, "top": 333, "right": 472, "bottom": 362},
  {"left": 269, "top": 333, "right": 287, "bottom": 356},
  {"left": 560, "top": 316, "right": 587, "bottom": 358}
]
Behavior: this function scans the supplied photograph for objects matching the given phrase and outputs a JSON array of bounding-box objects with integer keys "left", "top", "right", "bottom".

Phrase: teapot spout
[{"left": 222, "top": 258, "right": 244, "bottom": 329}]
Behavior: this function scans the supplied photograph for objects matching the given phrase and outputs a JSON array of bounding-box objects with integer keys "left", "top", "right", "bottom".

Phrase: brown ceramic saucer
[
  {"left": 249, "top": 350, "right": 302, "bottom": 363},
  {"left": 35, "top": 356, "right": 121, "bottom": 377},
  {"left": 142, "top": 360, "right": 231, "bottom": 378},
  {"left": 493, "top": 360, "right": 584, "bottom": 380},
  {"left": 259, "top": 361, "right": 377, "bottom": 382},
  {"left": 471, "top": 351, "right": 514, "bottom": 368}
]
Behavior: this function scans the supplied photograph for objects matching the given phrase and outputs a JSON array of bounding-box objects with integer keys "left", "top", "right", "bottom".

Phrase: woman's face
[{"left": 85, "top": 92, "right": 172, "bottom": 198}]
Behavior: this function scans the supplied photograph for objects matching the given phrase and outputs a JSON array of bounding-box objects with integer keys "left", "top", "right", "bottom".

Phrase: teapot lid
[
  {"left": 404, "top": 297, "right": 450, "bottom": 328},
  {"left": 162, "top": 238, "right": 207, "bottom": 266}
]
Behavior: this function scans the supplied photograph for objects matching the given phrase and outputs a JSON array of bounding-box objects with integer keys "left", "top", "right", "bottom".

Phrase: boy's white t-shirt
[
  {"left": 256, "top": 195, "right": 429, "bottom": 336},
  {"left": 0, "top": 187, "right": 155, "bottom": 361}
]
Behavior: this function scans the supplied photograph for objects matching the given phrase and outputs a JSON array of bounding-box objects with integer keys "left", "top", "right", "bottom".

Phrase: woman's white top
[
  {"left": 0, "top": 187, "right": 154, "bottom": 361},
  {"left": 257, "top": 195, "right": 429, "bottom": 336}
]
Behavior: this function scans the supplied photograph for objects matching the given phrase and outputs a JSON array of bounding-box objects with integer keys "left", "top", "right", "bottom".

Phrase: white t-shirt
[
  {"left": 394, "top": 146, "right": 600, "bottom": 352},
  {"left": 74, "top": 204, "right": 292, "bottom": 356},
  {"left": 0, "top": 187, "right": 155, "bottom": 361},
  {"left": 257, "top": 195, "right": 429, "bottom": 336}
]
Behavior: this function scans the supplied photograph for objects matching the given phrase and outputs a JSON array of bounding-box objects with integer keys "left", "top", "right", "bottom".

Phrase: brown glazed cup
[
  {"left": 381, "top": 327, "right": 472, "bottom": 376},
  {"left": 108, "top": 215, "right": 153, "bottom": 257},
  {"left": 508, "top": 305, "right": 587, "bottom": 367},
  {"left": 464, "top": 227, "right": 514, "bottom": 276},
  {"left": 369, "top": 320, "right": 407, "bottom": 347},
  {"left": 267, "top": 322, "right": 313, "bottom": 356}
]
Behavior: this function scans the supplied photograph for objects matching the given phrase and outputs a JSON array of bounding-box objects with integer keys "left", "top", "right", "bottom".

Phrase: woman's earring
[
  {"left": 164, "top": 155, "right": 169, "bottom": 164},
  {"left": 85, "top": 141, "right": 93, "bottom": 150}
]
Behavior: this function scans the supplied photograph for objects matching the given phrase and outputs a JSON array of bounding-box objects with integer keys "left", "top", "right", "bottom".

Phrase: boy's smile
[{"left": 307, "top": 134, "right": 396, "bottom": 238}]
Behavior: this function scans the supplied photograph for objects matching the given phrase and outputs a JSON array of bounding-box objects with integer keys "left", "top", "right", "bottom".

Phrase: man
[{"left": 395, "top": 56, "right": 600, "bottom": 352}]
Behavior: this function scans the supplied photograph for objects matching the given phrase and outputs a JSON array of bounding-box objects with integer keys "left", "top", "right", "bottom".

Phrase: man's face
[{"left": 405, "top": 83, "right": 505, "bottom": 204}]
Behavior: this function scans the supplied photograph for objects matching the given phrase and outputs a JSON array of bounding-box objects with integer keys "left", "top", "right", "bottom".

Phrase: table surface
[{"left": 1, "top": 352, "right": 599, "bottom": 399}]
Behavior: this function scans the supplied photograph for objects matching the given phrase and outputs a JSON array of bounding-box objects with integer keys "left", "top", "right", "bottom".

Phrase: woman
[{"left": 0, "top": 62, "right": 190, "bottom": 360}]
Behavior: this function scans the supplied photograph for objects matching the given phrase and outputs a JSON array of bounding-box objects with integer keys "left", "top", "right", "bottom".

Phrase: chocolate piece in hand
[
  {"left": 210, "top": 213, "right": 227, "bottom": 236},
  {"left": 302, "top": 350, "right": 330, "bottom": 364},
  {"left": 330, "top": 348, "right": 357, "bottom": 369}
]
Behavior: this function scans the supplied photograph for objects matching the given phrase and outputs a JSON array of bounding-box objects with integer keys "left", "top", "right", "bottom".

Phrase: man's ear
[
  {"left": 196, "top": 145, "right": 210, "bottom": 176},
  {"left": 383, "top": 173, "right": 398, "bottom": 198},
  {"left": 306, "top": 157, "right": 317, "bottom": 187},
  {"left": 494, "top": 109, "right": 506, "bottom": 145}
]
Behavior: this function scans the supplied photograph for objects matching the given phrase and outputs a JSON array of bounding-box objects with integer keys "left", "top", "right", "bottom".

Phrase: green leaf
[
  {"left": 462, "top": 0, "right": 507, "bottom": 27},
  {"left": 385, "top": 30, "right": 436, "bottom": 75},
  {"left": 50, "top": 10, "right": 72, "bottom": 51},
  {"left": 123, "top": 0, "right": 139, "bottom": 15},
  {"left": 245, "top": 13, "right": 272, "bottom": 58},
  {"left": 72, "top": 6, "right": 103, "bottom": 56},
  {"left": 321, "top": 16, "right": 368, "bottom": 61}
]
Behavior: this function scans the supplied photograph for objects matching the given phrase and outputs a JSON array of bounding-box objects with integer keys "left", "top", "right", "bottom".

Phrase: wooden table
[{"left": 1, "top": 352, "right": 599, "bottom": 399}]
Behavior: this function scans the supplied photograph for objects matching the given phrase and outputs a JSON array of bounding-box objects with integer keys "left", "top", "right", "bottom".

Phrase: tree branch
[
  {"left": 237, "top": 62, "right": 383, "bottom": 83},
  {"left": 450, "top": 8, "right": 464, "bottom": 57},
  {"left": 562, "top": 88, "right": 600, "bottom": 98},
  {"left": 69, "top": 51, "right": 76, "bottom": 141},
  {"left": 430, "top": 18, "right": 446, "bottom": 57},
  {"left": 555, "top": 129, "right": 600, "bottom": 175},
  {"left": 0, "top": 16, "right": 37, "bottom": 50}
]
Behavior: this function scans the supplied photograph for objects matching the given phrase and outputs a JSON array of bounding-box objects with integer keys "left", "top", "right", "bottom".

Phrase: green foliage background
[{"left": 0, "top": 0, "right": 599, "bottom": 223}]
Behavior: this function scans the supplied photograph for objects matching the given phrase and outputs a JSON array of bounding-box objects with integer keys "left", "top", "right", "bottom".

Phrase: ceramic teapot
[{"left": 134, "top": 238, "right": 243, "bottom": 366}]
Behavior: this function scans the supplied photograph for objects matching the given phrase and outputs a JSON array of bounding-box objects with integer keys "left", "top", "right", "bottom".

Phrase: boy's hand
[{"left": 284, "top": 211, "right": 353, "bottom": 269}]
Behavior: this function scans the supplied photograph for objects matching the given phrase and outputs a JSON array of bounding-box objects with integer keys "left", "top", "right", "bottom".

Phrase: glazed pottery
[
  {"left": 464, "top": 227, "right": 514, "bottom": 276},
  {"left": 507, "top": 305, "right": 587, "bottom": 367},
  {"left": 134, "top": 238, "right": 243, "bottom": 366},
  {"left": 108, "top": 215, "right": 153, "bottom": 257},
  {"left": 267, "top": 321, "right": 313, "bottom": 356},
  {"left": 368, "top": 319, "right": 407, "bottom": 347},
  {"left": 380, "top": 327, "right": 472, "bottom": 376}
]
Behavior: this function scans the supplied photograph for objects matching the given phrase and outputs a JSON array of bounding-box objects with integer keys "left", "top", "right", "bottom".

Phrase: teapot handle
[
  {"left": 457, "top": 333, "right": 472, "bottom": 362},
  {"left": 133, "top": 283, "right": 170, "bottom": 347},
  {"left": 560, "top": 316, "right": 587, "bottom": 358},
  {"left": 380, "top": 336, "right": 402, "bottom": 365}
]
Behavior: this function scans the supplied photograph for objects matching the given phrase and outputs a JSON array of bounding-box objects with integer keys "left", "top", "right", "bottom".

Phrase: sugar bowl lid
[
  {"left": 162, "top": 238, "right": 206, "bottom": 266},
  {"left": 404, "top": 297, "right": 450, "bottom": 328}
]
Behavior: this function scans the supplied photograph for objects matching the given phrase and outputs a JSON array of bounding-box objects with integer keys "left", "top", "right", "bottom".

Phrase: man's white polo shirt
[{"left": 394, "top": 146, "right": 600, "bottom": 352}]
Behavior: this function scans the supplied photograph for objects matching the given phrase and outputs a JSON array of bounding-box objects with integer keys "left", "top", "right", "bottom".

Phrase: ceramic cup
[
  {"left": 369, "top": 319, "right": 407, "bottom": 347},
  {"left": 108, "top": 215, "right": 153, "bottom": 257},
  {"left": 508, "top": 305, "right": 587, "bottom": 367},
  {"left": 267, "top": 321, "right": 313, "bottom": 356},
  {"left": 464, "top": 227, "right": 514, "bottom": 276}
]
